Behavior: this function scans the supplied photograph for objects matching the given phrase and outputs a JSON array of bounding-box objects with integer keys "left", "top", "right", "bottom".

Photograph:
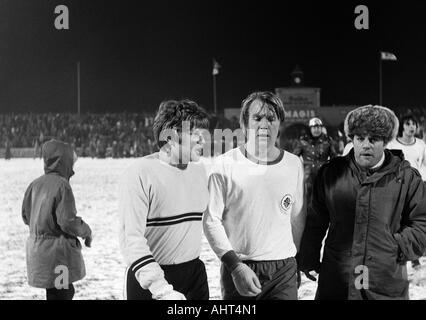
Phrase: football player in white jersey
[
  {"left": 119, "top": 99, "right": 211, "bottom": 300},
  {"left": 203, "top": 91, "right": 306, "bottom": 300}
]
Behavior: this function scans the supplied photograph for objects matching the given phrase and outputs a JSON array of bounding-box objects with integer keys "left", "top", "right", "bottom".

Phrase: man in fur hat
[{"left": 298, "top": 105, "right": 426, "bottom": 300}]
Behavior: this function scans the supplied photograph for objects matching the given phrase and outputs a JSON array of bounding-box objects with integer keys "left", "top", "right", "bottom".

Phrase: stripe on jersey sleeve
[
  {"left": 146, "top": 212, "right": 203, "bottom": 227},
  {"left": 131, "top": 255, "right": 156, "bottom": 273}
]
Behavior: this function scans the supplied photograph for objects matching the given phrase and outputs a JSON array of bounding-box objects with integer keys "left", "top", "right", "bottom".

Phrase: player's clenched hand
[{"left": 231, "top": 263, "right": 262, "bottom": 297}]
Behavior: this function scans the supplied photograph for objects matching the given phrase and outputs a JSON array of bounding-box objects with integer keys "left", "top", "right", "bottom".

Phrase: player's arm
[
  {"left": 291, "top": 158, "right": 307, "bottom": 251},
  {"left": 203, "top": 168, "right": 261, "bottom": 297},
  {"left": 118, "top": 166, "right": 185, "bottom": 300},
  {"left": 202, "top": 171, "right": 233, "bottom": 258}
]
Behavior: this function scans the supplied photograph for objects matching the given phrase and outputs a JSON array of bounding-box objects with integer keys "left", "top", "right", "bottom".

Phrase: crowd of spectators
[
  {"left": 1, "top": 106, "right": 425, "bottom": 159},
  {"left": 0, "top": 113, "right": 157, "bottom": 158}
]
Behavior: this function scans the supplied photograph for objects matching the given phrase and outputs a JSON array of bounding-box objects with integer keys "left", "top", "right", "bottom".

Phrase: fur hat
[{"left": 344, "top": 105, "right": 399, "bottom": 145}]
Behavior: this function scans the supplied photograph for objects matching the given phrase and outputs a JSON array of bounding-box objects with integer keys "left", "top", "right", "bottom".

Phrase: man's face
[
  {"left": 402, "top": 120, "right": 417, "bottom": 138},
  {"left": 353, "top": 135, "right": 385, "bottom": 169},
  {"left": 170, "top": 127, "right": 207, "bottom": 164},
  {"left": 188, "top": 128, "right": 207, "bottom": 162},
  {"left": 245, "top": 100, "right": 281, "bottom": 147},
  {"left": 310, "top": 125, "right": 322, "bottom": 138}
]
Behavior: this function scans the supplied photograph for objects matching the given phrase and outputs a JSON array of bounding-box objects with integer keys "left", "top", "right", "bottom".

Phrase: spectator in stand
[
  {"left": 96, "top": 137, "right": 106, "bottom": 158},
  {"left": 5, "top": 138, "right": 12, "bottom": 160}
]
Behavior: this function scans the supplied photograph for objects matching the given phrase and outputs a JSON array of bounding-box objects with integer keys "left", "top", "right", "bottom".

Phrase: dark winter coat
[
  {"left": 22, "top": 140, "right": 92, "bottom": 289},
  {"left": 298, "top": 149, "right": 426, "bottom": 300}
]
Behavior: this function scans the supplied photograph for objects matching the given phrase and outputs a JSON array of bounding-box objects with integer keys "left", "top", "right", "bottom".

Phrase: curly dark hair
[{"left": 152, "top": 99, "right": 210, "bottom": 149}]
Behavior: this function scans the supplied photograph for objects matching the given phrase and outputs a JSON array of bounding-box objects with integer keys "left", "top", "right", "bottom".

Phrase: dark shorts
[
  {"left": 221, "top": 257, "right": 298, "bottom": 300},
  {"left": 125, "top": 257, "right": 209, "bottom": 300}
]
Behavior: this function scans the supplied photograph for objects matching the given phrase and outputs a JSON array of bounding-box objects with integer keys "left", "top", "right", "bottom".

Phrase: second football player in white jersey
[{"left": 203, "top": 91, "right": 306, "bottom": 300}]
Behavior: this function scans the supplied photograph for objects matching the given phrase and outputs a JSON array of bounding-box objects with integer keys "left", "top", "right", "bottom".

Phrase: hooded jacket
[
  {"left": 22, "top": 140, "right": 92, "bottom": 288},
  {"left": 298, "top": 149, "right": 426, "bottom": 300}
]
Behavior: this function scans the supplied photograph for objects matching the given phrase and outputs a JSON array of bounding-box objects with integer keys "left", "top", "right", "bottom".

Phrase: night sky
[{"left": 0, "top": 0, "right": 425, "bottom": 114}]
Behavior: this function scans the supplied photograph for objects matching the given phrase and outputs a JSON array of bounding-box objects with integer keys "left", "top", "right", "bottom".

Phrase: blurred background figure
[
  {"left": 5, "top": 138, "right": 11, "bottom": 160},
  {"left": 293, "top": 117, "right": 338, "bottom": 205},
  {"left": 387, "top": 114, "right": 426, "bottom": 180}
]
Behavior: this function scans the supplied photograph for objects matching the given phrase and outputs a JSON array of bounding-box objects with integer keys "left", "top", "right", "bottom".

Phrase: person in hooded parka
[{"left": 22, "top": 139, "right": 92, "bottom": 300}]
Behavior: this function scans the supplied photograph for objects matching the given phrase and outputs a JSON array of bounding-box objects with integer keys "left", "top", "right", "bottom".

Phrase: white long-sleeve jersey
[
  {"left": 118, "top": 153, "right": 209, "bottom": 292},
  {"left": 203, "top": 147, "right": 306, "bottom": 262}
]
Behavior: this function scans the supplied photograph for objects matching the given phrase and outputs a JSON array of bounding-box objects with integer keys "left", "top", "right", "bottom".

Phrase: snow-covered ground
[{"left": 0, "top": 158, "right": 425, "bottom": 300}]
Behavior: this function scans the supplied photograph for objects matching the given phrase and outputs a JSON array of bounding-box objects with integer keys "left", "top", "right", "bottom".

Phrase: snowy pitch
[{"left": 0, "top": 158, "right": 424, "bottom": 300}]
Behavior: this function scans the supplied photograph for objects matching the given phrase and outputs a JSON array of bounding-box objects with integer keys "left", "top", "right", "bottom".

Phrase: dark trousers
[
  {"left": 46, "top": 284, "right": 75, "bottom": 300},
  {"left": 221, "top": 257, "right": 298, "bottom": 300},
  {"left": 126, "top": 257, "right": 209, "bottom": 300}
]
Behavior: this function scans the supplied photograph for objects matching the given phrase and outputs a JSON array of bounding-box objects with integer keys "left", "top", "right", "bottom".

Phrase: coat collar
[{"left": 346, "top": 148, "right": 410, "bottom": 185}]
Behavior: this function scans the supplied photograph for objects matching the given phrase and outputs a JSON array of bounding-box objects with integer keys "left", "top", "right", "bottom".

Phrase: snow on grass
[{"left": 0, "top": 158, "right": 425, "bottom": 300}]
